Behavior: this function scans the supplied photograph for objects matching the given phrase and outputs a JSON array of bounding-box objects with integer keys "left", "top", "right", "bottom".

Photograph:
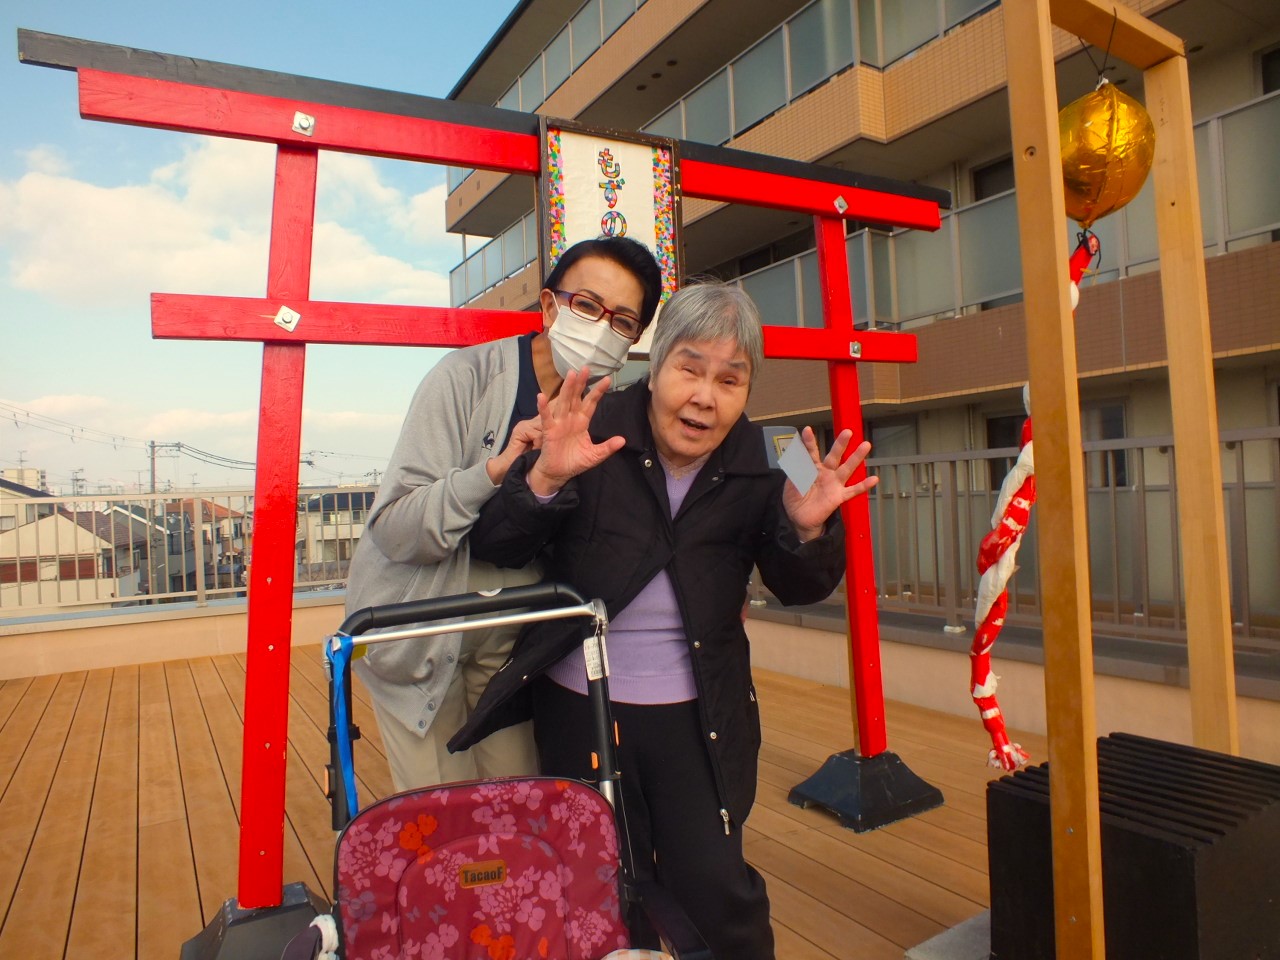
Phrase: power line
[{"left": 3, "top": 400, "right": 387, "bottom": 479}]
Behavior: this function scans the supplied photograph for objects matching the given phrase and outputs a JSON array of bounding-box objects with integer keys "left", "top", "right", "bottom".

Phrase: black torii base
[
  {"left": 180, "top": 882, "right": 328, "bottom": 960},
  {"left": 789, "top": 749, "right": 944, "bottom": 832}
]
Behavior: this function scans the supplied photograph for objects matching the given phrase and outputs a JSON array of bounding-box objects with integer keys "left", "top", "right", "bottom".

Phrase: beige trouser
[{"left": 373, "top": 559, "right": 542, "bottom": 793}]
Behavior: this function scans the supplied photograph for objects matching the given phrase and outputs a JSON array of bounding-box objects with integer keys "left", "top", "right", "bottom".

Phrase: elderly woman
[{"left": 450, "top": 281, "right": 877, "bottom": 959}]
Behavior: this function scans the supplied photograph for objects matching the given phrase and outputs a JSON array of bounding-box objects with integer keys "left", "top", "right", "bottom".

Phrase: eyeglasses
[{"left": 554, "top": 290, "right": 644, "bottom": 341}]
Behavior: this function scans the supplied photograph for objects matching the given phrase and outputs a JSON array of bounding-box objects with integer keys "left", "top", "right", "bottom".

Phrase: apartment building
[{"left": 439, "top": 0, "right": 1279, "bottom": 638}]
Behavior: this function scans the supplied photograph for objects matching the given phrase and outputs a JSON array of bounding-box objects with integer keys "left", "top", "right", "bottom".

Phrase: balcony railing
[
  {"left": 0, "top": 486, "right": 370, "bottom": 613},
  {"left": 865, "top": 426, "right": 1280, "bottom": 650},
  {"left": 708, "top": 88, "right": 1280, "bottom": 330}
]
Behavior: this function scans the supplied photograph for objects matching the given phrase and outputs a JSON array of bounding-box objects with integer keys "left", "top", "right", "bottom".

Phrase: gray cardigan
[{"left": 345, "top": 336, "right": 523, "bottom": 736}]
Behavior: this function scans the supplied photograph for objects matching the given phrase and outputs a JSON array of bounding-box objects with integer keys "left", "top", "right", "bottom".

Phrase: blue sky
[{"left": 1, "top": 1, "right": 521, "bottom": 493}]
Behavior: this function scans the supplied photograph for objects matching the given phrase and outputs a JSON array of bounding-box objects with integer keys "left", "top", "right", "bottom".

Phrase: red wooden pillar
[
  {"left": 238, "top": 144, "right": 317, "bottom": 907},
  {"left": 813, "top": 215, "right": 887, "bottom": 757}
]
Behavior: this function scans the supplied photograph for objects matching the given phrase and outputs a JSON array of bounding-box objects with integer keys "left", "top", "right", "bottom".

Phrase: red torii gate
[{"left": 21, "top": 28, "right": 949, "bottom": 916}]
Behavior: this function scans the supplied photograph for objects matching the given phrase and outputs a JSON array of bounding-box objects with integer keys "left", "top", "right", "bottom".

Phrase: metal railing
[
  {"left": 4, "top": 432, "right": 1277, "bottom": 664},
  {"left": 865, "top": 426, "right": 1280, "bottom": 649},
  {"left": 0, "top": 486, "right": 373, "bottom": 614}
]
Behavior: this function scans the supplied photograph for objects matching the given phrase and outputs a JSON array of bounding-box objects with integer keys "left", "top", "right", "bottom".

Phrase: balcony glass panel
[
  {"left": 524, "top": 212, "right": 540, "bottom": 271},
  {"left": 871, "top": 231, "right": 894, "bottom": 324},
  {"left": 741, "top": 260, "right": 800, "bottom": 327},
  {"left": 789, "top": 0, "right": 856, "bottom": 97},
  {"left": 465, "top": 252, "right": 484, "bottom": 301},
  {"left": 957, "top": 193, "right": 1021, "bottom": 306},
  {"left": 520, "top": 59, "right": 545, "bottom": 113},
  {"left": 450, "top": 265, "right": 465, "bottom": 307},
  {"left": 1123, "top": 176, "right": 1158, "bottom": 265},
  {"left": 798, "top": 251, "right": 825, "bottom": 328},
  {"left": 858, "top": 0, "right": 882, "bottom": 67},
  {"left": 484, "top": 242, "right": 503, "bottom": 288},
  {"left": 602, "top": 0, "right": 632, "bottom": 39},
  {"left": 446, "top": 166, "right": 473, "bottom": 192},
  {"left": 645, "top": 103, "right": 683, "bottom": 139},
  {"left": 545, "top": 29, "right": 572, "bottom": 97},
  {"left": 1221, "top": 93, "right": 1280, "bottom": 238},
  {"left": 732, "top": 32, "right": 787, "bottom": 133},
  {"left": 895, "top": 218, "right": 953, "bottom": 320},
  {"left": 685, "top": 72, "right": 731, "bottom": 146},
  {"left": 572, "top": 0, "right": 603, "bottom": 70},
  {"left": 846, "top": 232, "right": 871, "bottom": 325},
  {"left": 946, "top": 0, "right": 996, "bottom": 28},
  {"left": 1196, "top": 122, "right": 1219, "bottom": 247},
  {"left": 881, "top": 0, "right": 938, "bottom": 65},
  {"left": 502, "top": 223, "right": 525, "bottom": 278}
]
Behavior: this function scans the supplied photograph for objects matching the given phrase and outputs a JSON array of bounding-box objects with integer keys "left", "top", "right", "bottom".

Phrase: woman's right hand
[{"left": 527, "top": 367, "right": 626, "bottom": 497}]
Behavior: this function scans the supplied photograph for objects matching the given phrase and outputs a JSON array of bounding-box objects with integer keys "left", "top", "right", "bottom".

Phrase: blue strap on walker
[{"left": 328, "top": 632, "right": 359, "bottom": 817}]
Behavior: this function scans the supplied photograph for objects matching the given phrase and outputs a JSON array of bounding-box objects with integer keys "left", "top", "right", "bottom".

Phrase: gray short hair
[{"left": 648, "top": 281, "right": 764, "bottom": 384}]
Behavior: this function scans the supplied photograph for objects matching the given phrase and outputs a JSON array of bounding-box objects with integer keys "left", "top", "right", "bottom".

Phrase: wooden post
[
  {"left": 1004, "top": 1, "right": 1105, "bottom": 956},
  {"left": 1144, "top": 54, "right": 1239, "bottom": 755}
]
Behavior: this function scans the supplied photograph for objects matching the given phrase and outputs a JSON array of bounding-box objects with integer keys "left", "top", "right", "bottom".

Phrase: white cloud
[
  {"left": 310, "top": 221, "right": 450, "bottom": 304},
  {"left": 0, "top": 136, "right": 456, "bottom": 310},
  {"left": 22, "top": 145, "right": 70, "bottom": 177}
]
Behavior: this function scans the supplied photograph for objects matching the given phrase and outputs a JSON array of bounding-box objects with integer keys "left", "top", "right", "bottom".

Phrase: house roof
[
  {"left": 59, "top": 508, "right": 151, "bottom": 549},
  {"left": 0, "top": 478, "right": 52, "bottom": 498},
  {"left": 171, "top": 498, "right": 247, "bottom": 521}
]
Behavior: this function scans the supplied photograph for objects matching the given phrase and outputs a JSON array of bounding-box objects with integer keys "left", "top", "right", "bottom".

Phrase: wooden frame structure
[
  {"left": 19, "top": 29, "right": 950, "bottom": 915},
  {"left": 1004, "top": 0, "right": 1239, "bottom": 955}
]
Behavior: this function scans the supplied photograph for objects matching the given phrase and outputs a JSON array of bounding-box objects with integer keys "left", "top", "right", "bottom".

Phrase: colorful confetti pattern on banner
[
  {"left": 652, "top": 146, "right": 677, "bottom": 300},
  {"left": 546, "top": 129, "right": 567, "bottom": 266}
]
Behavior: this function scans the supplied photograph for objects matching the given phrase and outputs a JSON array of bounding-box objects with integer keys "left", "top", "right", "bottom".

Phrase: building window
[
  {"left": 986, "top": 412, "right": 1025, "bottom": 489},
  {"left": 1083, "top": 401, "right": 1128, "bottom": 488},
  {"left": 870, "top": 417, "right": 918, "bottom": 458},
  {"left": 1262, "top": 45, "right": 1280, "bottom": 95},
  {"left": 973, "top": 156, "right": 1015, "bottom": 201}
]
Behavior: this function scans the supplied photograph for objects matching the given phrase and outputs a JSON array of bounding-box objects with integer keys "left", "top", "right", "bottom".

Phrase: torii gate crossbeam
[{"left": 20, "top": 28, "right": 950, "bottom": 914}]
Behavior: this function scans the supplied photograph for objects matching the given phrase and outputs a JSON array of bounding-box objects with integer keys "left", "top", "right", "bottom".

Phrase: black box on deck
[{"left": 987, "top": 732, "right": 1280, "bottom": 959}]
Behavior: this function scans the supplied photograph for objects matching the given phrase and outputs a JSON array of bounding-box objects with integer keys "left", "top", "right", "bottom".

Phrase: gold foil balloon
[{"left": 1059, "top": 80, "right": 1156, "bottom": 228}]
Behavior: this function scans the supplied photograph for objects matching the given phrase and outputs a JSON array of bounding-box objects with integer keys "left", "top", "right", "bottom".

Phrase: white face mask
[{"left": 547, "top": 302, "right": 635, "bottom": 381}]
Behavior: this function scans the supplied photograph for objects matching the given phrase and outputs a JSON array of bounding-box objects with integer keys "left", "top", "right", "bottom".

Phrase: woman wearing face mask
[
  {"left": 453, "top": 281, "right": 877, "bottom": 959},
  {"left": 345, "top": 236, "right": 662, "bottom": 794}
]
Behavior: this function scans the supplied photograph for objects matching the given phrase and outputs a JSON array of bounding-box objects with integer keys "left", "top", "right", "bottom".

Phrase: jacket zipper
[{"left": 644, "top": 448, "right": 736, "bottom": 836}]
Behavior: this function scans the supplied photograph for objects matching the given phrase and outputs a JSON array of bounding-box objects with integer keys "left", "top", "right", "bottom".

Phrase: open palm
[
  {"left": 781, "top": 428, "right": 878, "bottom": 539},
  {"left": 526, "top": 368, "right": 626, "bottom": 497}
]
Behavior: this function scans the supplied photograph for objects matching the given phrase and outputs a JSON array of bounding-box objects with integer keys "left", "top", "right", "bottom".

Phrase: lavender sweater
[{"left": 545, "top": 462, "right": 702, "bottom": 704}]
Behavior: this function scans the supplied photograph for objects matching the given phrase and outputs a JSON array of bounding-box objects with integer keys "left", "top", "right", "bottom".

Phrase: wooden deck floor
[{"left": 0, "top": 650, "right": 1045, "bottom": 960}]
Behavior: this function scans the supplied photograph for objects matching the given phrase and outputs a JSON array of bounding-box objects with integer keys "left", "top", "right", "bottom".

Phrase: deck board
[
  {"left": 0, "top": 647, "right": 1030, "bottom": 959},
  {"left": 65, "top": 665, "right": 139, "bottom": 959},
  {"left": 136, "top": 662, "right": 202, "bottom": 959},
  {"left": 0, "top": 669, "right": 110, "bottom": 958}
]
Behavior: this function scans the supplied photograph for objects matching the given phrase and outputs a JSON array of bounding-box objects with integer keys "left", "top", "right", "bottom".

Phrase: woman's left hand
[{"left": 782, "top": 428, "right": 879, "bottom": 541}]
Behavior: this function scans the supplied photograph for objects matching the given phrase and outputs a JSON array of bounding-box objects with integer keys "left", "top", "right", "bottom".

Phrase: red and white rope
[{"left": 970, "top": 393, "right": 1035, "bottom": 771}]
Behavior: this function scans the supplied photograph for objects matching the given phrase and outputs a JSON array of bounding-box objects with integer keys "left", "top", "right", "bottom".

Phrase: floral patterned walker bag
[{"left": 334, "top": 777, "right": 631, "bottom": 960}]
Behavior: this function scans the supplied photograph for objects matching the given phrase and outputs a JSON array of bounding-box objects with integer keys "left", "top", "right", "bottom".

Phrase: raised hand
[
  {"left": 527, "top": 367, "right": 625, "bottom": 497},
  {"left": 781, "top": 427, "right": 879, "bottom": 541}
]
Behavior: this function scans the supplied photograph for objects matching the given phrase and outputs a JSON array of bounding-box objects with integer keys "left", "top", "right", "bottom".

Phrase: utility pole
[
  {"left": 151, "top": 442, "right": 181, "bottom": 494},
  {"left": 70, "top": 468, "right": 85, "bottom": 496}
]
